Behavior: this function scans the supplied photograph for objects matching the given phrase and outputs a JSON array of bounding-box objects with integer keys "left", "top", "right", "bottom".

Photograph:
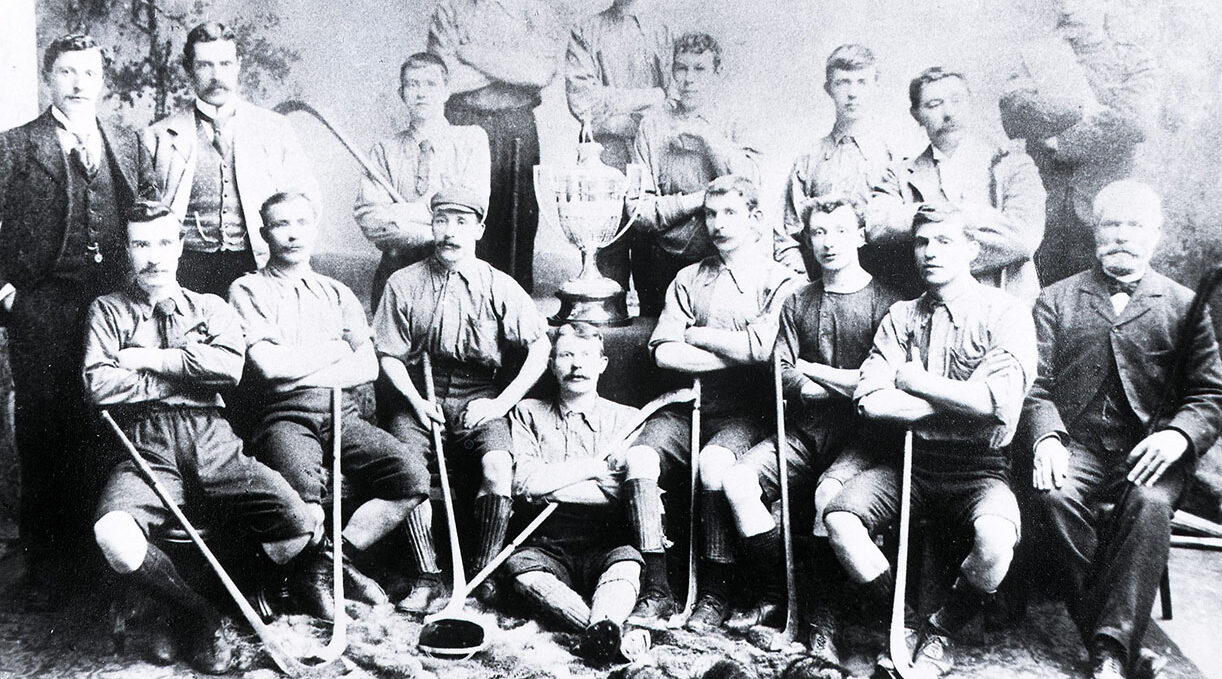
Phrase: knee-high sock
[
  {"left": 627, "top": 479, "right": 671, "bottom": 596},
  {"left": 741, "top": 527, "right": 784, "bottom": 603},
  {"left": 474, "top": 494, "right": 512, "bottom": 570},
  {"left": 514, "top": 571, "right": 591, "bottom": 631},
  {"left": 130, "top": 544, "right": 221, "bottom": 630},
  {"left": 404, "top": 502, "right": 440, "bottom": 575},
  {"left": 700, "top": 490, "right": 733, "bottom": 564},
  {"left": 591, "top": 562, "right": 641, "bottom": 625}
]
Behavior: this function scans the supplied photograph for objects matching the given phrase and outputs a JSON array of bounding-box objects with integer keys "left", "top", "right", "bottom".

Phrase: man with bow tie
[
  {"left": 138, "top": 21, "right": 319, "bottom": 298},
  {"left": 0, "top": 33, "right": 137, "bottom": 594},
  {"left": 1022, "top": 180, "right": 1222, "bottom": 679}
]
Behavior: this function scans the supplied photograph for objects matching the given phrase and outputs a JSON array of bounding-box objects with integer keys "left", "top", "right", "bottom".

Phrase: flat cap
[{"left": 430, "top": 186, "right": 487, "bottom": 221}]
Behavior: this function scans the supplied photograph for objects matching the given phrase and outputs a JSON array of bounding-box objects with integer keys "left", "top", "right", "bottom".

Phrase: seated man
[
  {"left": 353, "top": 51, "right": 490, "bottom": 308},
  {"left": 85, "top": 201, "right": 317, "bottom": 674},
  {"left": 506, "top": 323, "right": 645, "bottom": 662},
  {"left": 228, "top": 192, "right": 432, "bottom": 617},
  {"left": 866, "top": 67, "right": 1044, "bottom": 304},
  {"left": 824, "top": 204, "right": 1036, "bottom": 678},
  {"left": 629, "top": 32, "right": 759, "bottom": 316},
  {"left": 622, "top": 175, "right": 798, "bottom": 630},
  {"left": 1023, "top": 181, "right": 1222, "bottom": 679},
  {"left": 721, "top": 198, "right": 902, "bottom": 661},
  {"left": 374, "top": 185, "right": 550, "bottom": 609}
]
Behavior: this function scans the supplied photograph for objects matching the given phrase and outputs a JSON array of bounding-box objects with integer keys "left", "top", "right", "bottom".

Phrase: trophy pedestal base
[{"left": 550, "top": 282, "right": 631, "bottom": 328}]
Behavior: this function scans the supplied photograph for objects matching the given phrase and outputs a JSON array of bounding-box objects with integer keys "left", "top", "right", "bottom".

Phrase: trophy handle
[
  {"left": 605, "top": 163, "right": 647, "bottom": 247},
  {"left": 533, "top": 165, "right": 561, "bottom": 239}
]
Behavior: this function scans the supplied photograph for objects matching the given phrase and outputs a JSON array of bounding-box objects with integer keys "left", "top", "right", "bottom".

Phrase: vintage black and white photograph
[{"left": 1, "top": 1, "right": 1220, "bottom": 677}]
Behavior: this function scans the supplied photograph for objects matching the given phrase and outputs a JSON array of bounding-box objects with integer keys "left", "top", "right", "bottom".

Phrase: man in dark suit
[
  {"left": 1023, "top": 180, "right": 1222, "bottom": 679},
  {"left": 0, "top": 34, "right": 136, "bottom": 588}
]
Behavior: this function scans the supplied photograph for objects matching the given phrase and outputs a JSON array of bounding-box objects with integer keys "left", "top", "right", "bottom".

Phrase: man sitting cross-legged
[
  {"left": 621, "top": 175, "right": 799, "bottom": 631},
  {"left": 824, "top": 203, "right": 1036, "bottom": 678},
  {"left": 85, "top": 201, "right": 318, "bottom": 674},
  {"left": 374, "top": 185, "right": 550, "bottom": 610},
  {"left": 721, "top": 198, "right": 902, "bottom": 662},
  {"left": 505, "top": 322, "right": 647, "bottom": 662},
  {"left": 228, "top": 191, "right": 432, "bottom": 618}
]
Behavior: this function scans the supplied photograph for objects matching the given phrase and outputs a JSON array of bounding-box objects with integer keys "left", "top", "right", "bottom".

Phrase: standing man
[
  {"left": 1023, "top": 181, "right": 1222, "bottom": 679},
  {"left": 868, "top": 67, "right": 1045, "bottom": 304},
  {"left": 229, "top": 192, "right": 433, "bottom": 618},
  {"left": 629, "top": 32, "right": 760, "bottom": 316},
  {"left": 86, "top": 201, "right": 319, "bottom": 672},
  {"left": 565, "top": 0, "right": 671, "bottom": 288},
  {"left": 506, "top": 322, "right": 645, "bottom": 662},
  {"left": 621, "top": 176, "right": 797, "bottom": 630},
  {"left": 426, "top": 0, "right": 566, "bottom": 293},
  {"left": 721, "top": 198, "right": 902, "bottom": 662},
  {"left": 374, "top": 186, "right": 550, "bottom": 608},
  {"left": 775, "top": 44, "right": 893, "bottom": 280},
  {"left": 1000, "top": 0, "right": 1158, "bottom": 286},
  {"left": 138, "top": 21, "right": 319, "bottom": 298},
  {"left": 824, "top": 204, "right": 1036, "bottom": 678},
  {"left": 354, "top": 52, "right": 489, "bottom": 308},
  {"left": 0, "top": 34, "right": 136, "bottom": 586}
]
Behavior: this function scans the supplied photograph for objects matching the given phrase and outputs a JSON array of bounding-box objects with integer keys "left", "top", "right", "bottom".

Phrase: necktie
[
  {"left": 67, "top": 131, "right": 98, "bottom": 179},
  {"left": 416, "top": 139, "right": 435, "bottom": 196},
  {"left": 1105, "top": 277, "right": 1140, "bottom": 296},
  {"left": 206, "top": 113, "right": 232, "bottom": 158},
  {"left": 154, "top": 298, "right": 182, "bottom": 349}
]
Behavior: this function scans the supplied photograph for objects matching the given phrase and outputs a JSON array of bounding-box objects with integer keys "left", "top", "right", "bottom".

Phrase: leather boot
[{"left": 288, "top": 540, "right": 335, "bottom": 621}]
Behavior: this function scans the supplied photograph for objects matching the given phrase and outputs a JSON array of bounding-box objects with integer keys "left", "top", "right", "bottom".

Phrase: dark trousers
[
  {"left": 446, "top": 102, "right": 540, "bottom": 294},
  {"left": 7, "top": 279, "right": 106, "bottom": 561},
  {"left": 1028, "top": 441, "right": 1187, "bottom": 660}
]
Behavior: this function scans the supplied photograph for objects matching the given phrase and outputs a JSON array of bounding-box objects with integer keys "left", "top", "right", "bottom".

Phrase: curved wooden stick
[
  {"left": 774, "top": 353, "right": 799, "bottom": 643},
  {"left": 889, "top": 429, "right": 917, "bottom": 678},
  {"left": 669, "top": 378, "right": 701, "bottom": 627}
]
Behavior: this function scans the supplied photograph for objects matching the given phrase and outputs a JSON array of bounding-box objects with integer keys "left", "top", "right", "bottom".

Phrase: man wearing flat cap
[{"left": 374, "top": 185, "right": 550, "bottom": 610}]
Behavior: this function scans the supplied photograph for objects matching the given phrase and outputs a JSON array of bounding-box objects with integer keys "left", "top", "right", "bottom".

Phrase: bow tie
[{"left": 1105, "top": 277, "right": 1140, "bottom": 296}]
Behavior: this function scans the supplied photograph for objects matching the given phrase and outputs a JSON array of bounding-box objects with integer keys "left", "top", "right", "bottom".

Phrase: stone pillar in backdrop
[{"left": 0, "top": 0, "right": 38, "bottom": 537}]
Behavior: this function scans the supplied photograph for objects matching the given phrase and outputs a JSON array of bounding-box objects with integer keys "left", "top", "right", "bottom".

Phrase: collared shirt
[
  {"left": 777, "top": 128, "right": 893, "bottom": 274},
  {"left": 83, "top": 284, "right": 246, "bottom": 408},
  {"left": 565, "top": 10, "right": 670, "bottom": 170},
  {"left": 855, "top": 281, "right": 1037, "bottom": 449},
  {"left": 651, "top": 254, "right": 799, "bottom": 412},
  {"left": 50, "top": 106, "right": 102, "bottom": 164},
  {"left": 777, "top": 278, "right": 902, "bottom": 437},
  {"left": 373, "top": 255, "right": 545, "bottom": 369},
  {"left": 631, "top": 102, "right": 761, "bottom": 261},
  {"left": 228, "top": 266, "right": 372, "bottom": 392},
  {"left": 353, "top": 123, "right": 490, "bottom": 252},
  {"left": 194, "top": 98, "right": 237, "bottom": 144},
  {"left": 427, "top": 0, "right": 566, "bottom": 112},
  {"left": 510, "top": 396, "right": 639, "bottom": 496}
]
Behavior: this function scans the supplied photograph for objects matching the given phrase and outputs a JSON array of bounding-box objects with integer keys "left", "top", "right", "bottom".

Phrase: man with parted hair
[
  {"left": 1022, "top": 180, "right": 1222, "bottom": 679},
  {"left": 619, "top": 175, "right": 798, "bottom": 630},
  {"left": 229, "top": 191, "right": 433, "bottom": 619},
  {"left": 628, "top": 32, "right": 761, "bottom": 316},
  {"left": 85, "top": 200, "right": 318, "bottom": 673},
  {"left": 355, "top": 52, "right": 490, "bottom": 308},
  {"left": 825, "top": 203, "right": 1036, "bottom": 678},
  {"left": 138, "top": 21, "right": 320, "bottom": 298},
  {"left": 775, "top": 44, "right": 894, "bottom": 279},
  {"left": 506, "top": 322, "right": 645, "bottom": 662},
  {"left": 0, "top": 33, "right": 137, "bottom": 590},
  {"left": 867, "top": 66, "right": 1045, "bottom": 304},
  {"left": 721, "top": 197, "right": 902, "bottom": 662}
]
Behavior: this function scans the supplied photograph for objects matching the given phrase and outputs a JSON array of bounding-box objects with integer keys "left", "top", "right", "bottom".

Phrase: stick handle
[
  {"left": 890, "top": 429, "right": 915, "bottom": 672},
  {"left": 680, "top": 378, "right": 701, "bottom": 617},
  {"left": 459, "top": 503, "right": 559, "bottom": 599},
  {"left": 323, "top": 387, "right": 347, "bottom": 657},
  {"left": 100, "top": 411, "right": 306, "bottom": 677},
  {"left": 510, "top": 137, "right": 522, "bottom": 279},
  {"left": 423, "top": 354, "right": 468, "bottom": 594},
  {"left": 774, "top": 353, "right": 799, "bottom": 641}
]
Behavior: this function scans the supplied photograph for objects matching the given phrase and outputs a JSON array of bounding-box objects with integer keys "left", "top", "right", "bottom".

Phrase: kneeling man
[
  {"left": 825, "top": 204, "right": 1036, "bottom": 678},
  {"left": 1023, "top": 181, "right": 1222, "bottom": 679},
  {"left": 85, "top": 201, "right": 317, "bottom": 673},
  {"left": 507, "top": 323, "right": 645, "bottom": 662},
  {"left": 229, "top": 192, "right": 432, "bottom": 617}
]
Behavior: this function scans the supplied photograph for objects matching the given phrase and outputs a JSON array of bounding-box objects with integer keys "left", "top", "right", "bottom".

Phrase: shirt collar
[
  {"left": 697, "top": 255, "right": 751, "bottom": 294},
  {"left": 552, "top": 397, "right": 602, "bottom": 432},
  {"left": 917, "top": 280, "right": 982, "bottom": 328},
  {"left": 428, "top": 253, "right": 480, "bottom": 285},
  {"left": 195, "top": 98, "right": 237, "bottom": 122},
  {"left": 51, "top": 106, "right": 99, "bottom": 139}
]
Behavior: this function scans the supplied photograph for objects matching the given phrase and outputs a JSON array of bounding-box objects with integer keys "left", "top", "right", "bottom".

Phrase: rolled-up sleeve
[
  {"left": 494, "top": 273, "right": 546, "bottom": 350},
  {"left": 373, "top": 277, "right": 412, "bottom": 361},
  {"left": 972, "top": 302, "right": 1038, "bottom": 446},
  {"left": 648, "top": 274, "right": 696, "bottom": 356}
]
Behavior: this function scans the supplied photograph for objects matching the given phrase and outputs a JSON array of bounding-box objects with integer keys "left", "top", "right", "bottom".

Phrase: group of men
[{"left": 0, "top": 3, "right": 1215, "bottom": 679}]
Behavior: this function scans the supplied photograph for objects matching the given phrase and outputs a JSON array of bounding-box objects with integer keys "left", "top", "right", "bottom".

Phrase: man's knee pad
[
  {"left": 94, "top": 511, "right": 148, "bottom": 574},
  {"left": 972, "top": 515, "right": 1019, "bottom": 559},
  {"left": 624, "top": 446, "right": 661, "bottom": 481},
  {"left": 698, "top": 446, "right": 736, "bottom": 489},
  {"left": 823, "top": 511, "right": 862, "bottom": 543},
  {"left": 813, "top": 479, "right": 845, "bottom": 514},
  {"left": 481, "top": 450, "right": 514, "bottom": 483},
  {"left": 720, "top": 466, "right": 761, "bottom": 506},
  {"left": 597, "top": 560, "right": 642, "bottom": 591}
]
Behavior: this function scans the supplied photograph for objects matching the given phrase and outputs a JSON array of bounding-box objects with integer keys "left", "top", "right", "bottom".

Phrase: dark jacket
[
  {"left": 1022, "top": 267, "right": 1222, "bottom": 458},
  {"left": 0, "top": 108, "right": 137, "bottom": 292}
]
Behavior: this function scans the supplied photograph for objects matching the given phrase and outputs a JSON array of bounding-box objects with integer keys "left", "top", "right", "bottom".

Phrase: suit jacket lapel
[
  {"left": 905, "top": 147, "right": 943, "bottom": 204},
  {"left": 1115, "top": 275, "right": 1160, "bottom": 327},
  {"left": 1079, "top": 269, "right": 1118, "bottom": 324},
  {"left": 98, "top": 122, "right": 136, "bottom": 198},
  {"left": 29, "top": 110, "right": 67, "bottom": 187}
]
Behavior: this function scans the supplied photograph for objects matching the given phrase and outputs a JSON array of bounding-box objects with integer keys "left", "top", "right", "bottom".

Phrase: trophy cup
[{"left": 535, "top": 135, "right": 644, "bottom": 327}]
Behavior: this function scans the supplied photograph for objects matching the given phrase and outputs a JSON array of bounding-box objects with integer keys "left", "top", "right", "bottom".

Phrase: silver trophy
[{"left": 535, "top": 138, "right": 645, "bottom": 327}]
